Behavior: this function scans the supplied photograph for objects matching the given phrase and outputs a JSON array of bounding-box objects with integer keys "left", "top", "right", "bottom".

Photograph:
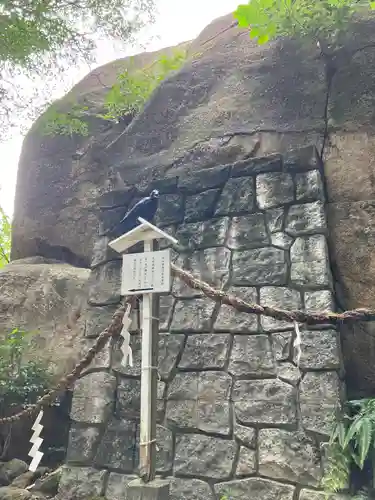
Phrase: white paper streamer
[
  {"left": 293, "top": 321, "right": 302, "bottom": 368},
  {"left": 120, "top": 304, "right": 133, "bottom": 367},
  {"left": 28, "top": 410, "right": 44, "bottom": 472}
]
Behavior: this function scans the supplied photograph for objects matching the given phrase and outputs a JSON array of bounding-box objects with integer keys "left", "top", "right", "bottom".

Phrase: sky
[{"left": 0, "top": 0, "right": 241, "bottom": 218}]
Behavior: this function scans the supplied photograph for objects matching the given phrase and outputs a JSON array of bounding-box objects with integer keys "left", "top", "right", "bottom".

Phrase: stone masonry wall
[{"left": 58, "top": 146, "right": 344, "bottom": 500}]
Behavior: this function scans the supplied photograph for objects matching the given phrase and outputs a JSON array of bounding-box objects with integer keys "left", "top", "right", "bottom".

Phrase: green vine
[
  {"left": 323, "top": 398, "right": 375, "bottom": 498},
  {"left": 41, "top": 48, "right": 188, "bottom": 136}
]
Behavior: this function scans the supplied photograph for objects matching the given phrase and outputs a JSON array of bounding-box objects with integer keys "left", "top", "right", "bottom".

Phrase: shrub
[
  {"left": 0, "top": 328, "right": 52, "bottom": 416},
  {"left": 322, "top": 398, "right": 375, "bottom": 497}
]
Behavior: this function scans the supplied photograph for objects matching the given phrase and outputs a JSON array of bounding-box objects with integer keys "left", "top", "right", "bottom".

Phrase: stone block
[
  {"left": 296, "top": 170, "right": 324, "bottom": 202},
  {"left": 272, "top": 332, "right": 293, "bottom": 361},
  {"left": 300, "top": 372, "right": 341, "bottom": 436},
  {"left": 233, "top": 379, "right": 297, "bottom": 425},
  {"left": 298, "top": 330, "right": 340, "bottom": 369},
  {"left": 98, "top": 188, "right": 135, "bottom": 209},
  {"left": 88, "top": 260, "right": 121, "bottom": 306},
  {"left": 179, "top": 334, "right": 230, "bottom": 369},
  {"left": 256, "top": 172, "right": 294, "bottom": 209},
  {"left": 283, "top": 145, "right": 321, "bottom": 172},
  {"left": 166, "top": 371, "right": 231, "bottom": 435},
  {"left": 66, "top": 426, "right": 101, "bottom": 463},
  {"left": 150, "top": 176, "right": 178, "bottom": 194},
  {"left": 158, "top": 333, "right": 185, "bottom": 379},
  {"left": 259, "top": 287, "right": 302, "bottom": 331},
  {"left": 0, "top": 487, "right": 32, "bottom": 499},
  {"left": 154, "top": 193, "right": 184, "bottom": 226},
  {"left": 159, "top": 294, "right": 175, "bottom": 331},
  {"left": 299, "top": 489, "right": 348, "bottom": 499},
  {"left": 185, "top": 189, "right": 220, "bottom": 222},
  {"left": 84, "top": 304, "right": 119, "bottom": 338},
  {"left": 57, "top": 466, "right": 107, "bottom": 500},
  {"left": 173, "top": 247, "right": 230, "bottom": 298},
  {"left": 106, "top": 473, "right": 137, "bottom": 500},
  {"left": 277, "top": 362, "right": 302, "bottom": 386},
  {"left": 234, "top": 424, "right": 256, "bottom": 448},
  {"left": 214, "top": 286, "right": 258, "bottom": 333},
  {"left": 70, "top": 372, "right": 116, "bottom": 424},
  {"left": 285, "top": 201, "right": 326, "bottom": 236},
  {"left": 229, "top": 335, "right": 275, "bottom": 377},
  {"left": 170, "top": 298, "right": 216, "bottom": 332},
  {"left": 127, "top": 479, "right": 170, "bottom": 500},
  {"left": 227, "top": 213, "right": 269, "bottom": 250},
  {"left": 290, "top": 235, "right": 331, "bottom": 287},
  {"left": 116, "top": 378, "right": 141, "bottom": 420},
  {"left": 91, "top": 235, "right": 121, "bottom": 268},
  {"left": 304, "top": 290, "right": 334, "bottom": 313},
  {"left": 174, "top": 434, "right": 236, "bottom": 479},
  {"left": 259, "top": 429, "right": 321, "bottom": 486},
  {"left": 231, "top": 155, "right": 283, "bottom": 177},
  {"left": 236, "top": 446, "right": 257, "bottom": 477},
  {"left": 216, "top": 177, "right": 255, "bottom": 216},
  {"left": 175, "top": 218, "right": 230, "bottom": 250},
  {"left": 215, "top": 478, "right": 295, "bottom": 500},
  {"left": 155, "top": 425, "right": 174, "bottom": 472},
  {"left": 232, "top": 247, "right": 287, "bottom": 286},
  {"left": 265, "top": 207, "right": 285, "bottom": 233},
  {"left": 178, "top": 165, "right": 230, "bottom": 193},
  {"left": 169, "top": 478, "right": 214, "bottom": 500},
  {"left": 116, "top": 378, "right": 166, "bottom": 421},
  {"left": 271, "top": 232, "right": 293, "bottom": 249},
  {"left": 95, "top": 419, "right": 138, "bottom": 471}
]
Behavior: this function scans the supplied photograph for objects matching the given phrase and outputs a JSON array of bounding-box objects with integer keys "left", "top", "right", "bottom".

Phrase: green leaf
[
  {"left": 357, "top": 417, "right": 372, "bottom": 468},
  {"left": 258, "top": 33, "right": 270, "bottom": 44},
  {"left": 342, "top": 417, "right": 364, "bottom": 449},
  {"left": 234, "top": 4, "right": 253, "bottom": 27},
  {"left": 370, "top": 1, "right": 375, "bottom": 8}
]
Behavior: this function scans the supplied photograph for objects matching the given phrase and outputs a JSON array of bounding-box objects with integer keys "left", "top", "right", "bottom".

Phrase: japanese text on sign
[{"left": 121, "top": 249, "right": 171, "bottom": 295}]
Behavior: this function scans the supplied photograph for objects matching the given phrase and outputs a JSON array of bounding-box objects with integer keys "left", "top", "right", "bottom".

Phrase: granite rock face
[{"left": 62, "top": 146, "right": 344, "bottom": 500}]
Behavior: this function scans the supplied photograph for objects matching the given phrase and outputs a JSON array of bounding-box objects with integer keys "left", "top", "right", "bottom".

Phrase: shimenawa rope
[{"left": 1, "top": 263, "right": 375, "bottom": 424}]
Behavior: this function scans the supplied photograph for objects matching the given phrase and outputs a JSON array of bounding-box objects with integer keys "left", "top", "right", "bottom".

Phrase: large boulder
[
  {"left": 0, "top": 257, "right": 89, "bottom": 376},
  {"left": 11, "top": 12, "right": 375, "bottom": 396}
]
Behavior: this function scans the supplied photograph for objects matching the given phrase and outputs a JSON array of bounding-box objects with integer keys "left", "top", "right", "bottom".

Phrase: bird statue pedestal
[{"left": 108, "top": 218, "right": 178, "bottom": 483}]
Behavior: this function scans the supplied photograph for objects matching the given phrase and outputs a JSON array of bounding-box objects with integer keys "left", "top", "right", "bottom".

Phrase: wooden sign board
[{"left": 121, "top": 248, "right": 171, "bottom": 295}]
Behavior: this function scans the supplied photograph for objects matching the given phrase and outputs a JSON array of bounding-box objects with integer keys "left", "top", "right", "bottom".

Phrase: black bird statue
[{"left": 106, "top": 189, "right": 160, "bottom": 238}]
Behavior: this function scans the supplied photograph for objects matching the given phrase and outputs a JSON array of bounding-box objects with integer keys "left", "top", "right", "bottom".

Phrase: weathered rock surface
[
  {"left": 0, "top": 258, "right": 89, "bottom": 376},
  {"left": 56, "top": 466, "right": 107, "bottom": 500},
  {"left": 215, "top": 478, "right": 295, "bottom": 500},
  {"left": 169, "top": 478, "right": 214, "bottom": 500},
  {"left": 258, "top": 430, "right": 321, "bottom": 486},
  {"left": 174, "top": 434, "right": 236, "bottom": 479},
  {"left": 0, "top": 461, "right": 28, "bottom": 486},
  {"left": 70, "top": 372, "right": 116, "bottom": 424},
  {"left": 232, "top": 379, "right": 297, "bottom": 425},
  {"left": 0, "top": 487, "right": 31, "bottom": 500}
]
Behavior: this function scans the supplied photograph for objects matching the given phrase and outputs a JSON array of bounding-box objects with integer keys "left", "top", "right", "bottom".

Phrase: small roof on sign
[{"left": 108, "top": 217, "right": 179, "bottom": 254}]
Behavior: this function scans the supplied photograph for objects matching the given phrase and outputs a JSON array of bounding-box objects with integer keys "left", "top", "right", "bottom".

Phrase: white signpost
[{"left": 109, "top": 217, "right": 178, "bottom": 483}]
